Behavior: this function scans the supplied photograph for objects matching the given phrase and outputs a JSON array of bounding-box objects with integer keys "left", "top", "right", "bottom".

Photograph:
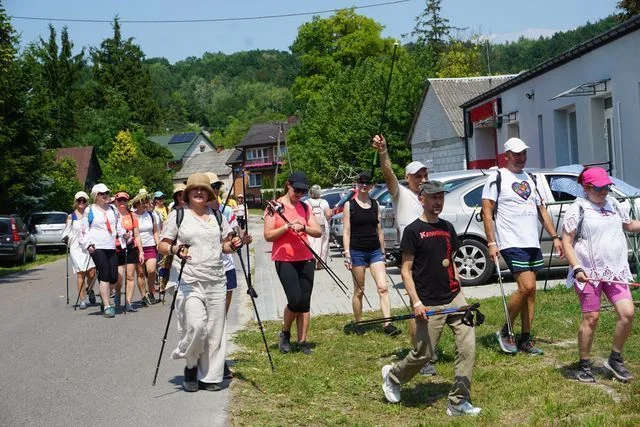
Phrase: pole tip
[{"left": 393, "top": 41, "right": 400, "bottom": 46}]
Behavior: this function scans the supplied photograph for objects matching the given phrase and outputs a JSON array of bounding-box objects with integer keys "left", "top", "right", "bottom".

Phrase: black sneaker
[
  {"left": 148, "top": 292, "right": 158, "bottom": 305},
  {"left": 183, "top": 366, "right": 198, "bottom": 392},
  {"left": 223, "top": 362, "right": 234, "bottom": 380},
  {"left": 198, "top": 381, "right": 222, "bottom": 391},
  {"left": 420, "top": 362, "right": 437, "bottom": 376},
  {"left": 576, "top": 364, "right": 596, "bottom": 383},
  {"left": 383, "top": 324, "right": 401, "bottom": 336},
  {"left": 278, "top": 330, "right": 291, "bottom": 354},
  {"left": 604, "top": 357, "right": 633, "bottom": 381},
  {"left": 298, "top": 341, "right": 313, "bottom": 355},
  {"left": 88, "top": 289, "right": 96, "bottom": 305}
]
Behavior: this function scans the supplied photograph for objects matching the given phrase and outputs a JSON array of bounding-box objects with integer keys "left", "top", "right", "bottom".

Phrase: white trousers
[{"left": 171, "top": 280, "right": 227, "bottom": 383}]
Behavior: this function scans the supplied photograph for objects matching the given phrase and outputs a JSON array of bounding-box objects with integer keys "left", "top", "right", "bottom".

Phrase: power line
[{"left": 10, "top": 0, "right": 411, "bottom": 24}]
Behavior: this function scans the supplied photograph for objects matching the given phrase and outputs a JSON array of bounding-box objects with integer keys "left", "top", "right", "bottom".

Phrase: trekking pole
[
  {"left": 385, "top": 270, "right": 410, "bottom": 310},
  {"left": 371, "top": 41, "right": 399, "bottom": 178},
  {"left": 153, "top": 254, "right": 188, "bottom": 386},
  {"left": 495, "top": 256, "right": 515, "bottom": 341},
  {"left": 123, "top": 244, "right": 127, "bottom": 315},
  {"left": 266, "top": 201, "right": 352, "bottom": 298},
  {"left": 74, "top": 255, "right": 93, "bottom": 311},
  {"left": 240, "top": 166, "right": 275, "bottom": 372},
  {"left": 543, "top": 203, "right": 563, "bottom": 291},
  {"left": 66, "top": 243, "right": 70, "bottom": 305},
  {"left": 345, "top": 303, "right": 484, "bottom": 330}
]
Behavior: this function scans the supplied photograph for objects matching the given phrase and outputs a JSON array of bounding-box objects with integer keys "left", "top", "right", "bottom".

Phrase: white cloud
[{"left": 483, "top": 28, "right": 565, "bottom": 43}]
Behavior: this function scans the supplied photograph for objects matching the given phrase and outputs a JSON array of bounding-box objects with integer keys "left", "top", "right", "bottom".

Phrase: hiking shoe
[
  {"left": 496, "top": 330, "right": 518, "bottom": 354},
  {"left": 223, "top": 362, "right": 234, "bottom": 380},
  {"left": 446, "top": 400, "right": 482, "bottom": 417},
  {"left": 148, "top": 292, "right": 158, "bottom": 305},
  {"left": 198, "top": 381, "right": 222, "bottom": 391},
  {"left": 298, "top": 341, "right": 313, "bottom": 355},
  {"left": 383, "top": 324, "right": 401, "bottom": 336},
  {"left": 576, "top": 364, "right": 596, "bottom": 383},
  {"left": 125, "top": 303, "right": 137, "bottom": 312},
  {"left": 353, "top": 325, "right": 366, "bottom": 336},
  {"left": 183, "top": 366, "right": 198, "bottom": 392},
  {"left": 88, "top": 289, "right": 96, "bottom": 304},
  {"left": 381, "top": 365, "right": 401, "bottom": 403},
  {"left": 519, "top": 340, "right": 544, "bottom": 356},
  {"left": 103, "top": 306, "right": 115, "bottom": 318},
  {"left": 604, "top": 357, "right": 633, "bottom": 381},
  {"left": 279, "top": 331, "right": 291, "bottom": 354},
  {"left": 420, "top": 362, "right": 437, "bottom": 376},
  {"left": 113, "top": 293, "right": 121, "bottom": 308},
  {"left": 141, "top": 294, "right": 151, "bottom": 307},
  {"left": 79, "top": 301, "right": 87, "bottom": 310}
]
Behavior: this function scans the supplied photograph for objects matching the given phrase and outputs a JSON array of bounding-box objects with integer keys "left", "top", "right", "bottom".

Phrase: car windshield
[
  {"left": 443, "top": 177, "right": 480, "bottom": 192},
  {"left": 30, "top": 213, "right": 67, "bottom": 225},
  {"left": 322, "top": 192, "right": 344, "bottom": 209}
]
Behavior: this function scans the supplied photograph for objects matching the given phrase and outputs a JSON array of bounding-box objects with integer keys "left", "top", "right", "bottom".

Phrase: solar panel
[{"left": 169, "top": 132, "right": 197, "bottom": 144}]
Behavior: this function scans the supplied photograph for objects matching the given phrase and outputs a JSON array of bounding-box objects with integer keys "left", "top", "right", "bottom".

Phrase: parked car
[
  {"left": 0, "top": 215, "right": 37, "bottom": 265},
  {"left": 383, "top": 166, "right": 640, "bottom": 286},
  {"left": 26, "top": 211, "right": 68, "bottom": 252},
  {"left": 301, "top": 187, "right": 351, "bottom": 210}
]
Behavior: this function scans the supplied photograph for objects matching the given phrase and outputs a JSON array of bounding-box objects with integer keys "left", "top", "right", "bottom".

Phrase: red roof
[{"left": 55, "top": 146, "right": 96, "bottom": 184}]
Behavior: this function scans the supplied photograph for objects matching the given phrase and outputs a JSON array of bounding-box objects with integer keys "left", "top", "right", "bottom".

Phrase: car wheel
[{"left": 455, "top": 239, "right": 494, "bottom": 286}]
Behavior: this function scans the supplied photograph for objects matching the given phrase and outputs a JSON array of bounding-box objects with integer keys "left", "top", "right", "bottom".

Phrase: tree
[
  {"left": 617, "top": 0, "right": 640, "bottom": 20},
  {"left": 435, "top": 39, "right": 482, "bottom": 78}
]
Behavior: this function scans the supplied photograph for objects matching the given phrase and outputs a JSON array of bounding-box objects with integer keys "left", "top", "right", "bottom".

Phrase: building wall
[
  {"left": 413, "top": 137, "right": 466, "bottom": 172},
  {"left": 410, "top": 87, "right": 459, "bottom": 146},
  {"left": 467, "top": 30, "right": 640, "bottom": 186},
  {"left": 183, "top": 134, "right": 214, "bottom": 161}
]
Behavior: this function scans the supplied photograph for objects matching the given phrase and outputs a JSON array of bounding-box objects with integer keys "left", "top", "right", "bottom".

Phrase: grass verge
[
  {"left": 230, "top": 286, "right": 640, "bottom": 425},
  {"left": 0, "top": 253, "right": 65, "bottom": 277}
]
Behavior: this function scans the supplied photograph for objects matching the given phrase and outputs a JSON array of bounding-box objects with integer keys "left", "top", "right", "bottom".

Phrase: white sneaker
[
  {"left": 381, "top": 365, "right": 401, "bottom": 403},
  {"left": 79, "top": 301, "right": 87, "bottom": 310},
  {"left": 446, "top": 400, "right": 481, "bottom": 416}
]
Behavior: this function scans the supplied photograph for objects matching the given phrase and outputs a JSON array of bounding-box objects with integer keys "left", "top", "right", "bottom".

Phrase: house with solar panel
[{"left": 147, "top": 131, "right": 216, "bottom": 170}]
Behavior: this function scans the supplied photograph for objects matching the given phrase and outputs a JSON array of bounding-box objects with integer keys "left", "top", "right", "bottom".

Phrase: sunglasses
[
  {"left": 76, "top": 198, "right": 87, "bottom": 203},
  {"left": 116, "top": 198, "right": 128, "bottom": 202},
  {"left": 589, "top": 184, "right": 611, "bottom": 192},
  {"left": 211, "top": 182, "right": 222, "bottom": 190},
  {"left": 97, "top": 192, "right": 110, "bottom": 197},
  {"left": 293, "top": 188, "right": 308, "bottom": 195},
  {"left": 357, "top": 181, "right": 372, "bottom": 186}
]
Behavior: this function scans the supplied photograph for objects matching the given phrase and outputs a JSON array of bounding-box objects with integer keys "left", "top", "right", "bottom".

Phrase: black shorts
[
  {"left": 91, "top": 249, "right": 118, "bottom": 284},
  {"left": 275, "top": 259, "right": 315, "bottom": 313},
  {"left": 117, "top": 245, "right": 139, "bottom": 266},
  {"left": 225, "top": 269, "right": 237, "bottom": 291}
]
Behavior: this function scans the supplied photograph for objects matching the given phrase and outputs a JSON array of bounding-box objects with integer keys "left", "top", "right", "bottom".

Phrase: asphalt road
[{"left": 0, "top": 255, "right": 252, "bottom": 427}]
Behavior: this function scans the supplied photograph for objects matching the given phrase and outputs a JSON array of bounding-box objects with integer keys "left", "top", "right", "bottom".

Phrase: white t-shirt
[
  {"left": 392, "top": 184, "right": 423, "bottom": 240},
  {"left": 136, "top": 211, "right": 156, "bottom": 248},
  {"left": 562, "top": 196, "right": 632, "bottom": 290},
  {"left": 79, "top": 205, "right": 125, "bottom": 250},
  {"left": 481, "top": 168, "right": 542, "bottom": 250},
  {"left": 219, "top": 205, "right": 238, "bottom": 272}
]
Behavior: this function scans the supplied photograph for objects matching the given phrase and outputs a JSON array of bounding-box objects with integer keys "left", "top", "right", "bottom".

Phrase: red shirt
[{"left": 268, "top": 202, "right": 313, "bottom": 262}]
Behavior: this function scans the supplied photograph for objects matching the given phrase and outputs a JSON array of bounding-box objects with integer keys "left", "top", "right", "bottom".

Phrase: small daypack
[{"left": 308, "top": 199, "right": 326, "bottom": 226}]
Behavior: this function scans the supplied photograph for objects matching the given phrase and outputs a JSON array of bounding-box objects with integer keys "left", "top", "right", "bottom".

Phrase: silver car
[{"left": 26, "top": 211, "right": 68, "bottom": 252}]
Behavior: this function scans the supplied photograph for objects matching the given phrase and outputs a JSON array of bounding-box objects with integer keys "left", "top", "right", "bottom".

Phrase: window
[
  {"left": 463, "top": 185, "right": 484, "bottom": 208},
  {"left": 249, "top": 173, "right": 262, "bottom": 187},
  {"left": 199, "top": 144, "right": 205, "bottom": 153},
  {"left": 272, "top": 145, "right": 287, "bottom": 160},
  {"left": 537, "top": 115, "right": 545, "bottom": 167},
  {"left": 507, "top": 122, "right": 520, "bottom": 139},
  {"left": 247, "top": 148, "right": 269, "bottom": 162},
  {"left": 546, "top": 175, "right": 578, "bottom": 202}
]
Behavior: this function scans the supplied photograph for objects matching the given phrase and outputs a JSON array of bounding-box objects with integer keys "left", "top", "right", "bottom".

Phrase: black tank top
[{"left": 350, "top": 199, "right": 380, "bottom": 251}]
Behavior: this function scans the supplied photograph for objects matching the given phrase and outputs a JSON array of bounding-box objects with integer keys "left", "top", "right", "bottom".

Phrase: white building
[
  {"left": 461, "top": 15, "right": 640, "bottom": 186},
  {"left": 408, "top": 75, "right": 515, "bottom": 172}
]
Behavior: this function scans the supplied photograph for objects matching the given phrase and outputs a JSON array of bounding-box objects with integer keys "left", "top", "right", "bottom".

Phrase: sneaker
[
  {"left": 88, "top": 289, "right": 96, "bottom": 304},
  {"left": 183, "top": 366, "right": 198, "bottom": 392},
  {"left": 103, "top": 306, "right": 115, "bottom": 318},
  {"left": 113, "top": 293, "right": 121, "bottom": 308},
  {"left": 198, "top": 381, "right": 222, "bottom": 391},
  {"left": 353, "top": 325, "right": 366, "bottom": 336},
  {"left": 141, "top": 294, "right": 151, "bottom": 307},
  {"left": 446, "top": 400, "right": 482, "bottom": 417},
  {"left": 279, "top": 331, "right": 291, "bottom": 354},
  {"left": 383, "top": 324, "right": 401, "bottom": 336},
  {"left": 519, "top": 340, "right": 544, "bottom": 356},
  {"left": 420, "top": 362, "right": 437, "bottom": 376},
  {"left": 148, "top": 292, "right": 158, "bottom": 305},
  {"left": 381, "top": 365, "right": 401, "bottom": 403},
  {"left": 126, "top": 303, "right": 137, "bottom": 312},
  {"left": 223, "top": 362, "right": 234, "bottom": 380},
  {"left": 298, "top": 341, "right": 313, "bottom": 355},
  {"left": 604, "top": 357, "right": 633, "bottom": 381},
  {"left": 576, "top": 364, "right": 596, "bottom": 383},
  {"left": 496, "top": 330, "right": 518, "bottom": 354},
  {"left": 79, "top": 301, "right": 87, "bottom": 310}
]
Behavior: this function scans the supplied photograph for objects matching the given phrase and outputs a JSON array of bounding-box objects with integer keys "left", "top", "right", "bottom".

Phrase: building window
[
  {"left": 537, "top": 115, "right": 545, "bottom": 167},
  {"left": 199, "top": 144, "right": 205, "bottom": 153},
  {"left": 553, "top": 107, "right": 578, "bottom": 165},
  {"left": 272, "top": 145, "right": 287, "bottom": 161},
  {"left": 249, "top": 173, "right": 262, "bottom": 188},
  {"left": 507, "top": 122, "right": 520, "bottom": 139},
  {"left": 247, "top": 148, "right": 269, "bottom": 163}
]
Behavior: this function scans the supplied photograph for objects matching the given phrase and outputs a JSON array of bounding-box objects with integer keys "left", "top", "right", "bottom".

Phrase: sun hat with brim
[
  {"left": 581, "top": 167, "right": 614, "bottom": 187},
  {"left": 204, "top": 172, "right": 223, "bottom": 185},
  {"left": 419, "top": 180, "right": 447, "bottom": 195},
  {"left": 74, "top": 191, "right": 89, "bottom": 201},
  {"left": 184, "top": 173, "right": 215, "bottom": 201},
  {"left": 504, "top": 137, "right": 530, "bottom": 153},
  {"left": 131, "top": 192, "right": 151, "bottom": 206},
  {"left": 114, "top": 191, "right": 130, "bottom": 201},
  {"left": 172, "top": 183, "right": 186, "bottom": 196},
  {"left": 91, "top": 183, "right": 110, "bottom": 199},
  {"left": 405, "top": 161, "right": 427, "bottom": 175},
  {"left": 288, "top": 171, "right": 309, "bottom": 190}
]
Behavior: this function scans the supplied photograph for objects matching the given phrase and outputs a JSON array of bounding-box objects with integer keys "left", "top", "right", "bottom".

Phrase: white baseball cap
[
  {"left": 74, "top": 191, "right": 89, "bottom": 201},
  {"left": 405, "top": 161, "right": 428, "bottom": 175},
  {"left": 90, "top": 183, "right": 110, "bottom": 199},
  {"left": 504, "top": 137, "right": 530, "bottom": 153}
]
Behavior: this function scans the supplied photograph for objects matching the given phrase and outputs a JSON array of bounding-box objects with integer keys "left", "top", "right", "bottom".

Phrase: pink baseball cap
[{"left": 581, "top": 167, "right": 613, "bottom": 187}]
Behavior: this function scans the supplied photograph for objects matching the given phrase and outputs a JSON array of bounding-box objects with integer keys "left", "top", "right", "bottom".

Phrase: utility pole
[{"left": 273, "top": 122, "right": 283, "bottom": 197}]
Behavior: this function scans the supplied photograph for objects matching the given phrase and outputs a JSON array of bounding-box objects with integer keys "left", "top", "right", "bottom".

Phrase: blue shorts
[
  {"left": 225, "top": 269, "right": 238, "bottom": 291},
  {"left": 500, "top": 247, "right": 544, "bottom": 273},
  {"left": 350, "top": 248, "right": 385, "bottom": 267}
]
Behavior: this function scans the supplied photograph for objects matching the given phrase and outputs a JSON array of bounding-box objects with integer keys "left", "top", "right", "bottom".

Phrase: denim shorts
[
  {"left": 350, "top": 248, "right": 385, "bottom": 267},
  {"left": 500, "top": 247, "right": 544, "bottom": 273}
]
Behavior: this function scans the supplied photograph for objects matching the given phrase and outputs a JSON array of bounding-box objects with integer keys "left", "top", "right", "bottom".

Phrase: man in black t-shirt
[{"left": 380, "top": 181, "right": 481, "bottom": 417}]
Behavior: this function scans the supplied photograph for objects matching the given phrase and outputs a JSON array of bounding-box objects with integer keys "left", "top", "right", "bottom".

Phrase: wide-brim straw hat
[
  {"left": 131, "top": 191, "right": 151, "bottom": 207},
  {"left": 184, "top": 173, "right": 215, "bottom": 201},
  {"left": 172, "top": 183, "right": 186, "bottom": 196}
]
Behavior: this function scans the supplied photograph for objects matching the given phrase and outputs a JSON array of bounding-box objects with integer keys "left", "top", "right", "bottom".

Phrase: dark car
[{"left": 0, "top": 215, "right": 37, "bottom": 265}]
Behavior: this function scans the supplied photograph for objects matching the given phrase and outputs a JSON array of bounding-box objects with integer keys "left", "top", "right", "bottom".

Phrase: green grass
[
  {"left": 230, "top": 286, "right": 640, "bottom": 426},
  {"left": 0, "top": 253, "right": 65, "bottom": 277}
]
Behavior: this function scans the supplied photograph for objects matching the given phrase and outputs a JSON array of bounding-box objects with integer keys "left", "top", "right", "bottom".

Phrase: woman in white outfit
[
  {"left": 305, "top": 185, "right": 332, "bottom": 269},
  {"left": 158, "top": 173, "right": 243, "bottom": 392},
  {"left": 62, "top": 191, "right": 96, "bottom": 310},
  {"left": 132, "top": 193, "right": 160, "bottom": 304}
]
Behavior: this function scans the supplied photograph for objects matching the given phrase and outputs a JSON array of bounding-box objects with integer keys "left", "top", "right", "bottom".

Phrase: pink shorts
[
  {"left": 574, "top": 281, "right": 632, "bottom": 313},
  {"left": 142, "top": 246, "right": 158, "bottom": 262}
]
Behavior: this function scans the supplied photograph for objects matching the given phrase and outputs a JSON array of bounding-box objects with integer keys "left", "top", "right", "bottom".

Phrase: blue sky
[{"left": 6, "top": 0, "right": 620, "bottom": 63}]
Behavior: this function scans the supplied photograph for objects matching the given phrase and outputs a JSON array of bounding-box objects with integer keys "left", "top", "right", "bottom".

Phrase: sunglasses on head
[
  {"left": 293, "top": 188, "right": 308, "bottom": 195},
  {"left": 76, "top": 198, "right": 87, "bottom": 203},
  {"left": 589, "top": 184, "right": 611, "bottom": 192}
]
